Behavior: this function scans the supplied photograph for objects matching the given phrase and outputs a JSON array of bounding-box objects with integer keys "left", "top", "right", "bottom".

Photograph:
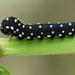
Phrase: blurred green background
[{"left": 0, "top": 0, "right": 75, "bottom": 75}]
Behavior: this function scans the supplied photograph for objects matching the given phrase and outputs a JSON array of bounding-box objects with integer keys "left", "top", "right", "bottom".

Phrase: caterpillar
[{"left": 0, "top": 16, "right": 75, "bottom": 40}]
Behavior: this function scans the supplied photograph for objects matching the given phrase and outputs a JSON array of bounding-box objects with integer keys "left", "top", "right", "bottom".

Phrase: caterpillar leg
[{"left": 9, "top": 34, "right": 13, "bottom": 41}]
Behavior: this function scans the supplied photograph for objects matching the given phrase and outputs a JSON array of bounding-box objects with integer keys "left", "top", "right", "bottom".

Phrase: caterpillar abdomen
[{"left": 0, "top": 16, "right": 75, "bottom": 40}]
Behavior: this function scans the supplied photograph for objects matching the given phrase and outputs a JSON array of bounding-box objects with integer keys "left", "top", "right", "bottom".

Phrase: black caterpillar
[{"left": 0, "top": 16, "right": 75, "bottom": 40}]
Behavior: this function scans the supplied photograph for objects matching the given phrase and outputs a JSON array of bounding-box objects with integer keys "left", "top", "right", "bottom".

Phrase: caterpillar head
[{"left": 0, "top": 16, "right": 21, "bottom": 36}]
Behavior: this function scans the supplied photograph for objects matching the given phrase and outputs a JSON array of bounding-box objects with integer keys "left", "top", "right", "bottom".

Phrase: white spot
[
  {"left": 58, "top": 34, "right": 62, "bottom": 36},
  {"left": 68, "top": 32, "right": 72, "bottom": 35},
  {"left": 11, "top": 26, "right": 14, "bottom": 30},
  {"left": 41, "top": 32, "right": 43, "bottom": 35},
  {"left": 22, "top": 32, "right": 24, "bottom": 35},
  {"left": 69, "top": 23, "right": 72, "bottom": 26},
  {"left": 39, "top": 25, "right": 42, "bottom": 28},
  {"left": 14, "top": 19, "right": 17, "bottom": 23},
  {"left": 29, "top": 26, "right": 32, "bottom": 29},
  {"left": 27, "top": 36, "right": 31, "bottom": 39},
  {"left": 66, "top": 22, "right": 67, "bottom": 23},
  {"left": 19, "top": 34, "right": 22, "bottom": 37},
  {"left": 0, "top": 24, "right": 2, "bottom": 27},
  {"left": 16, "top": 29, "right": 19, "bottom": 32},
  {"left": 6, "top": 26, "right": 9, "bottom": 29},
  {"left": 22, "top": 25, "right": 25, "bottom": 28},
  {"left": 14, "top": 31, "right": 16, "bottom": 33},
  {"left": 18, "top": 23, "right": 21, "bottom": 26},
  {"left": 57, "top": 22, "right": 60, "bottom": 24},
  {"left": 72, "top": 28, "right": 74, "bottom": 31},
  {"left": 31, "top": 33, "right": 33, "bottom": 36},
  {"left": 62, "top": 30, "right": 65, "bottom": 33},
  {"left": 60, "top": 24, "right": 63, "bottom": 27},
  {"left": 47, "top": 35, "right": 51, "bottom": 38},
  {"left": 37, "top": 36, "right": 41, "bottom": 38},
  {"left": 50, "top": 25, "right": 53, "bottom": 28},
  {"left": 37, "top": 22, "right": 40, "bottom": 24},
  {"left": 51, "top": 31, "right": 54, "bottom": 34},
  {"left": 48, "top": 22, "right": 50, "bottom": 24},
  {"left": 6, "top": 17, "right": 9, "bottom": 21}
]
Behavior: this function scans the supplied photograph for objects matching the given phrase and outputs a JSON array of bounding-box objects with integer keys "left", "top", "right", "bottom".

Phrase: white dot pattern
[
  {"left": 51, "top": 31, "right": 54, "bottom": 34},
  {"left": 47, "top": 35, "right": 51, "bottom": 38},
  {"left": 29, "top": 26, "right": 32, "bottom": 29},
  {"left": 22, "top": 25, "right": 25, "bottom": 28},
  {"left": 27, "top": 36, "right": 31, "bottom": 39},
  {"left": 31, "top": 33, "right": 33, "bottom": 36},
  {"left": 72, "top": 28, "right": 74, "bottom": 31},
  {"left": 59, "top": 34, "right": 62, "bottom": 37},
  {"left": 39, "top": 25, "right": 42, "bottom": 28},
  {"left": 57, "top": 22, "right": 60, "bottom": 24},
  {"left": 62, "top": 30, "right": 65, "bottom": 33},
  {"left": 19, "top": 34, "right": 22, "bottom": 37},
  {"left": 60, "top": 24, "right": 63, "bottom": 27},
  {"left": 50, "top": 25, "right": 53, "bottom": 28},
  {"left": 37, "top": 36, "right": 41, "bottom": 38},
  {"left": 48, "top": 22, "right": 50, "bottom": 24},
  {"left": 6, "top": 26, "right": 9, "bottom": 29},
  {"left": 6, "top": 17, "right": 9, "bottom": 21},
  {"left": 14, "top": 19, "right": 17, "bottom": 23},
  {"left": 14, "top": 31, "right": 16, "bottom": 33},
  {"left": 11, "top": 26, "right": 14, "bottom": 30},
  {"left": 22, "top": 32, "right": 24, "bottom": 35},
  {"left": 41, "top": 32, "right": 43, "bottom": 35},
  {"left": 1, "top": 16, "right": 75, "bottom": 40},
  {"left": 16, "top": 29, "right": 19, "bottom": 32},
  {"left": 18, "top": 23, "right": 21, "bottom": 26},
  {"left": 37, "top": 22, "right": 40, "bottom": 24},
  {"left": 68, "top": 32, "right": 72, "bottom": 35},
  {"left": 69, "top": 23, "right": 72, "bottom": 26}
]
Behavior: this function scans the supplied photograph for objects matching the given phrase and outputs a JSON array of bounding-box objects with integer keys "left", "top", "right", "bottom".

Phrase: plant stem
[{"left": 0, "top": 36, "right": 75, "bottom": 56}]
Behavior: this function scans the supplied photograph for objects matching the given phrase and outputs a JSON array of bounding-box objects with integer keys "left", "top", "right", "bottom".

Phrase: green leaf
[
  {"left": 0, "top": 65, "right": 11, "bottom": 75},
  {"left": 0, "top": 36, "right": 75, "bottom": 56}
]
